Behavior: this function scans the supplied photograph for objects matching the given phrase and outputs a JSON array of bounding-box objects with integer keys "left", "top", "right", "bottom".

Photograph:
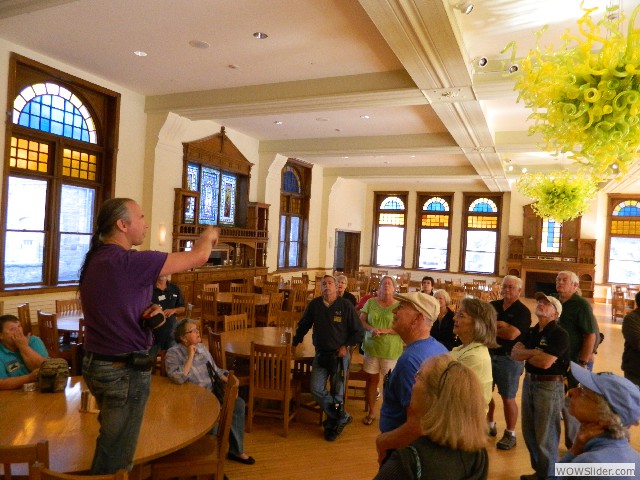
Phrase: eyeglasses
[{"left": 185, "top": 328, "right": 200, "bottom": 335}]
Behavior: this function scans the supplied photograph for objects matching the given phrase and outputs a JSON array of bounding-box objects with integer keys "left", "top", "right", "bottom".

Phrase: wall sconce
[
  {"left": 569, "top": 237, "right": 576, "bottom": 242},
  {"left": 528, "top": 235, "right": 534, "bottom": 241},
  {"left": 453, "top": 1, "right": 474, "bottom": 14},
  {"left": 158, "top": 222, "right": 167, "bottom": 246}
]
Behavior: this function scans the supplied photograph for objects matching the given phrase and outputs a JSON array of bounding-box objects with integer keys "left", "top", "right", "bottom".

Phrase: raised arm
[{"left": 160, "top": 227, "right": 220, "bottom": 276}]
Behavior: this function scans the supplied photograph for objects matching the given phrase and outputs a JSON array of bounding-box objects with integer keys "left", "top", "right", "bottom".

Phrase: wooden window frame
[
  {"left": 0, "top": 53, "right": 119, "bottom": 293},
  {"left": 372, "top": 191, "right": 408, "bottom": 268},
  {"left": 460, "top": 193, "right": 502, "bottom": 275},
  {"left": 278, "top": 159, "right": 311, "bottom": 271},
  {"left": 605, "top": 194, "right": 640, "bottom": 284},
  {"left": 414, "top": 192, "right": 453, "bottom": 271}
]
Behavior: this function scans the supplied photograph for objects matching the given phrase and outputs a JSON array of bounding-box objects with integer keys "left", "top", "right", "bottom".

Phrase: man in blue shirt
[
  {"left": 0, "top": 314, "right": 48, "bottom": 390},
  {"left": 375, "top": 292, "right": 447, "bottom": 463}
]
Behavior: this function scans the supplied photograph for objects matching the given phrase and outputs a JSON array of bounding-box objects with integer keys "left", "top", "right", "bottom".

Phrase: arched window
[
  {"left": 607, "top": 197, "right": 640, "bottom": 283},
  {"left": 540, "top": 218, "right": 562, "bottom": 253},
  {"left": 373, "top": 192, "right": 407, "bottom": 267},
  {"left": 462, "top": 194, "right": 502, "bottom": 274},
  {"left": 415, "top": 194, "right": 453, "bottom": 270},
  {"left": 2, "top": 54, "right": 118, "bottom": 289},
  {"left": 279, "top": 160, "right": 311, "bottom": 269}
]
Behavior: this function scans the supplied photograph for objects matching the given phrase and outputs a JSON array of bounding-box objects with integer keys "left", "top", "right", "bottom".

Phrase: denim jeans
[
  {"left": 521, "top": 377, "right": 564, "bottom": 479},
  {"left": 310, "top": 352, "right": 350, "bottom": 425},
  {"left": 212, "top": 396, "right": 246, "bottom": 455},
  {"left": 82, "top": 356, "right": 151, "bottom": 474}
]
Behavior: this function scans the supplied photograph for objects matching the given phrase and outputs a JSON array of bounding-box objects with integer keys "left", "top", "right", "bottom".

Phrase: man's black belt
[
  {"left": 88, "top": 352, "right": 131, "bottom": 363},
  {"left": 527, "top": 373, "right": 564, "bottom": 382}
]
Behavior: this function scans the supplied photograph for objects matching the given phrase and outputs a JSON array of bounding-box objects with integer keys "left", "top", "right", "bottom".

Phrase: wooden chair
[
  {"left": 0, "top": 440, "right": 49, "bottom": 480},
  {"left": 55, "top": 298, "right": 82, "bottom": 315},
  {"left": 31, "top": 466, "right": 127, "bottom": 480},
  {"left": 37, "top": 311, "right": 78, "bottom": 375},
  {"left": 229, "top": 282, "right": 246, "bottom": 293},
  {"left": 248, "top": 342, "right": 298, "bottom": 437},
  {"left": 202, "top": 283, "right": 220, "bottom": 293},
  {"left": 207, "top": 327, "right": 226, "bottom": 370},
  {"left": 152, "top": 349, "right": 168, "bottom": 376},
  {"left": 17, "top": 302, "right": 32, "bottom": 336},
  {"left": 346, "top": 345, "right": 368, "bottom": 410},
  {"left": 231, "top": 294, "right": 256, "bottom": 328},
  {"left": 347, "top": 277, "right": 359, "bottom": 294},
  {"left": 287, "top": 285, "right": 308, "bottom": 312},
  {"left": 151, "top": 373, "right": 239, "bottom": 480},
  {"left": 450, "top": 291, "right": 466, "bottom": 313},
  {"left": 260, "top": 280, "right": 280, "bottom": 295},
  {"left": 201, "top": 290, "right": 221, "bottom": 332},
  {"left": 275, "top": 310, "right": 300, "bottom": 330},
  {"left": 290, "top": 277, "right": 306, "bottom": 287},
  {"left": 612, "top": 291, "right": 627, "bottom": 323},
  {"left": 223, "top": 313, "right": 248, "bottom": 332},
  {"left": 261, "top": 292, "right": 284, "bottom": 326}
]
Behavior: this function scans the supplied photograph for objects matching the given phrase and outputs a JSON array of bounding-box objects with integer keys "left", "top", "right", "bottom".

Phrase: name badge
[
  {"left": 6, "top": 361, "right": 20, "bottom": 373},
  {"left": 157, "top": 294, "right": 166, "bottom": 301}
]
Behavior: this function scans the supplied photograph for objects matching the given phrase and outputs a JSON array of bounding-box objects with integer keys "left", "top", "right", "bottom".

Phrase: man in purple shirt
[{"left": 79, "top": 198, "right": 219, "bottom": 474}]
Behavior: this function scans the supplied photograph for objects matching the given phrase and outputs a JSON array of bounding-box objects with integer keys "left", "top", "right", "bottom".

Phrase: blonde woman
[
  {"left": 374, "top": 354, "right": 488, "bottom": 479},
  {"left": 360, "top": 275, "right": 401, "bottom": 425}
]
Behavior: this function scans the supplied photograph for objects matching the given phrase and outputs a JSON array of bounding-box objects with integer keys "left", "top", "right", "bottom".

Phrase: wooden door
[{"left": 334, "top": 231, "right": 360, "bottom": 276}]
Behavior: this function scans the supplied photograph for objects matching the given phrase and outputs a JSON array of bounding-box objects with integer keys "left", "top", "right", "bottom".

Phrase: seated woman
[
  {"left": 165, "top": 319, "right": 255, "bottom": 465},
  {"left": 374, "top": 354, "right": 488, "bottom": 480}
]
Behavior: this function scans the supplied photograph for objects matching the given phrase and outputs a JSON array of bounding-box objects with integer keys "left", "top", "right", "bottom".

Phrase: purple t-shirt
[{"left": 80, "top": 244, "right": 167, "bottom": 355}]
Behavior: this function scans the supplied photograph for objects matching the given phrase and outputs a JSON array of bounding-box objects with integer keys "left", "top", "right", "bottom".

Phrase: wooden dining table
[
  {"left": 1, "top": 375, "right": 219, "bottom": 475},
  {"left": 222, "top": 326, "right": 315, "bottom": 360}
]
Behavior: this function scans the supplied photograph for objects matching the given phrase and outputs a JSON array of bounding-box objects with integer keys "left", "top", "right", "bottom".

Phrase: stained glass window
[
  {"left": 13, "top": 83, "right": 97, "bottom": 143},
  {"left": 187, "top": 163, "right": 199, "bottom": 191},
  {"left": 608, "top": 198, "right": 640, "bottom": 283},
  {"left": 417, "top": 195, "right": 452, "bottom": 270},
  {"left": 219, "top": 174, "right": 237, "bottom": 225},
  {"left": 463, "top": 194, "right": 501, "bottom": 274},
  {"left": 199, "top": 167, "right": 220, "bottom": 225},
  {"left": 282, "top": 166, "right": 301, "bottom": 193},
  {"left": 374, "top": 193, "right": 407, "bottom": 267},
  {"left": 541, "top": 218, "right": 562, "bottom": 253}
]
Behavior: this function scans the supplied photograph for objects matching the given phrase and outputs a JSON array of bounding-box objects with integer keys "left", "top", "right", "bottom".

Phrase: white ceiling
[{"left": 0, "top": 0, "right": 638, "bottom": 190}]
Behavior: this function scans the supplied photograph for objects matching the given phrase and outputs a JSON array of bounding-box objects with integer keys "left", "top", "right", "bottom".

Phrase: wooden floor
[{"left": 224, "top": 299, "right": 639, "bottom": 480}]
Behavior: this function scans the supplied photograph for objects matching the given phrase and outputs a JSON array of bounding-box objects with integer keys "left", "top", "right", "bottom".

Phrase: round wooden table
[
  {"left": 215, "top": 292, "right": 270, "bottom": 306},
  {"left": 0, "top": 375, "right": 219, "bottom": 473},
  {"left": 222, "top": 326, "right": 315, "bottom": 359}
]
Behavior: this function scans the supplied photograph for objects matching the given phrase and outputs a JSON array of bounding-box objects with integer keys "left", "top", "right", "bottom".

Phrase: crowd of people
[{"left": 1, "top": 198, "right": 639, "bottom": 480}]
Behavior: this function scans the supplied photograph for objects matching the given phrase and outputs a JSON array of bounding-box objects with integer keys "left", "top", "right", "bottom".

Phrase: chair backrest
[
  {"left": 217, "top": 373, "right": 240, "bottom": 458},
  {"left": 37, "top": 311, "right": 62, "bottom": 355},
  {"left": 249, "top": 342, "right": 292, "bottom": 400},
  {"left": 265, "top": 293, "right": 285, "bottom": 326},
  {"left": 229, "top": 282, "right": 246, "bottom": 293},
  {"left": 152, "top": 349, "right": 168, "bottom": 376},
  {"left": 55, "top": 298, "right": 82, "bottom": 315},
  {"left": 449, "top": 291, "right": 466, "bottom": 312},
  {"left": 231, "top": 294, "right": 256, "bottom": 328},
  {"left": 276, "top": 310, "right": 299, "bottom": 330},
  {"left": 346, "top": 277, "right": 358, "bottom": 293},
  {"left": 185, "top": 303, "right": 194, "bottom": 319},
  {"left": 288, "top": 285, "right": 308, "bottom": 312},
  {"left": 290, "top": 277, "right": 306, "bottom": 287},
  {"left": 0, "top": 440, "right": 49, "bottom": 480},
  {"left": 223, "top": 313, "right": 248, "bottom": 332},
  {"left": 261, "top": 280, "right": 280, "bottom": 295},
  {"left": 31, "top": 465, "right": 127, "bottom": 480},
  {"left": 202, "top": 283, "right": 219, "bottom": 293},
  {"left": 207, "top": 327, "right": 226, "bottom": 370},
  {"left": 612, "top": 291, "right": 627, "bottom": 320},
  {"left": 200, "top": 290, "right": 219, "bottom": 330},
  {"left": 0, "top": 300, "right": 4, "bottom": 315},
  {"left": 17, "top": 303, "right": 32, "bottom": 336}
]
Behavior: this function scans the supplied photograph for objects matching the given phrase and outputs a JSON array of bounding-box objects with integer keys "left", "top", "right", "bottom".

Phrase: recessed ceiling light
[
  {"left": 508, "top": 165, "right": 514, "bottom": 172},
  {"left": 335, "top": 128, "right": 341, "bottom": 132},
  {"left": 228, "top": 64, "right": 240, "bottom": 70},
  {"left": 273, "top": 121, "right": 283, "bottom": 125},
  {"left": 188, "top": 40, "right": 210, "bottom": 49},
  {"left": 343, "top": 156, "right": 349, "bottom": 159},
  {"left": 411, "top": 155, "right": 416, "bottom": 158},
  {"left": 253, "top": 32, "right": 268, "bottom": 39},
  {"left": 133, "top": 50, "right": 147, "bottom": 57},
  {"left": 360, "top": 115, "right": 370, "bottom": 119},
  {"left": 315, "top": 117, "right": 329, "bottom": 122},
  {"left": 521, "top": 167, "right": 528, "bottom": 173}
]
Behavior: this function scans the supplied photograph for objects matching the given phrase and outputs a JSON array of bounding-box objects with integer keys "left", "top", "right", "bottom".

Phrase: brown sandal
[{"left": 362, "top": 415, "right": 376, "bottom": 426}]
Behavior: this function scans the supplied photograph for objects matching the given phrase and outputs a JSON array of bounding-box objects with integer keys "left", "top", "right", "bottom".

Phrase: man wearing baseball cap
[
  {"left": 557, "top": 363, "right": 640, "bottom": 475},
  {"left": 511, "top": 292, "right": 570, "bottom": 480},
  {"left": 375, "top": 292, "right": 447, "bottom": 464}
]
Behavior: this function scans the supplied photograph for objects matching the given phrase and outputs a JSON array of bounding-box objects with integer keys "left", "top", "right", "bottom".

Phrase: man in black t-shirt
[
  {"left": 511, "top": 292, "right": 569, "bottom": 480},
  {"left": 487, "top": 275, "right": 531, "bottom": 450},
  {"left": 151, "top": 275, "right": 185, "bottom": 350}
]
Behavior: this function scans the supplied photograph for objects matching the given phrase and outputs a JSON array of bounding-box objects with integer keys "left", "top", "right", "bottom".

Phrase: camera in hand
[{"left": 141, "top": 312, "right": 166, "bottom": 330}]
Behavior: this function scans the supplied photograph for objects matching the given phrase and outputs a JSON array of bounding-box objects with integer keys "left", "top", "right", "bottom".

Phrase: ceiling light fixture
[
  {"left": 360, "top": 115, "right": 370, "bottom": 119},
  {"left": 453, "top": 1, "right": 474, "bottom": 15},
  {"left": 253, "top": 32, "right": 268, "bottom": 39},
  {"left": 188, "top": 40, "right": 210, "bottom": 49},
  {"left": 133, "top": 50, "right": 147, "bottom": 57},
  {"left": 273, "top": 121, "right": 283, "bottom": 125},
  {"left": 508, "top": 64, "right": 519, "bottom": 74},
  {"left": 477, "top": 57, "right": 488, "bottom": 67}
]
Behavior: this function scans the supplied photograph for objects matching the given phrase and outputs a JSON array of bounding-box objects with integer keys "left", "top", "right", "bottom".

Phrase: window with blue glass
[
  {"left": 416, "top": 194, "right": 453, "bottom": 270},
  {"left": 540, "top": 218, "right": 562, "bottom": 253},
  {"left": 374, "top": 192, "right": 408, "bottom": 267},
  {"left": 608, "top": 197, "right": 640, "bottom": 283},
  {"left": 462, "top": 194, "right": 502, "bottom": 274},
  {"left": 279, "top": 160, "right": 310, "bottom": 269},
  {"left": 2, "top": 53, "right": 118, "bottom": 290}
]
